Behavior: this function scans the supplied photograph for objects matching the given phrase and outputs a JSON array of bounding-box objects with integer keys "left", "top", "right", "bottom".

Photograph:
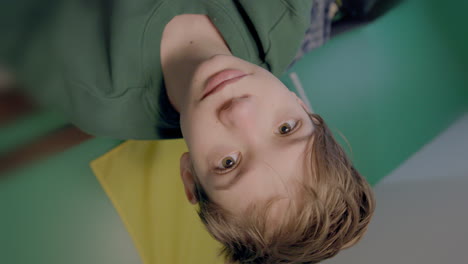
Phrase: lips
[{"left": 201, "top": 69, "right": 247, "bottom": 100}]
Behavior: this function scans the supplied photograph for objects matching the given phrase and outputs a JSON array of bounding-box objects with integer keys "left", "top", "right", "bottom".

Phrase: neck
[{"left": 161, "top": 15, "right": 232, "bottom": 113}]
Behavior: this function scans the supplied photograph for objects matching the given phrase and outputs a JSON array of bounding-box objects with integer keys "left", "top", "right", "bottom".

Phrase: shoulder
[
  {"left": 237, "top": 0, "right": 312, "bottom": 22},
  {"left": 280, "top": 0, "right": 314, "bottom": 17},
  {"left": 235, "top": 0, "right": 313, "bottom": 76}
]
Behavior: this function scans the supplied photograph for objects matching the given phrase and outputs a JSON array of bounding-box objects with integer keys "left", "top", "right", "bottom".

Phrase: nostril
[
  {"left": 219, "top": 99, "right": 234, "bottom": 112},
  {"left": 216, "top": 94, "right": 251, "bottom": 122},
  {"left": 217, "top": 94, "right": 250, "bottom": 113},
  {"left": 216, "top": 99, "right": 233, "bottom": 122}
]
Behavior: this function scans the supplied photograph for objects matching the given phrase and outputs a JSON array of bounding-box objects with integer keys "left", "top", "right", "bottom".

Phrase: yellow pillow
[{"left": 90, "top": 139, "right": 223, "bottom": 264}]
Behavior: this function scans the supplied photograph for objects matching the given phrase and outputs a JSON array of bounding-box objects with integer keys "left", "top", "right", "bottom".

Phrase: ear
[
  {"left": 179, "top": 152, "right": 198, "bottom": 204},
  {"left": 291, "top": 91, "right": 313, "bottom": 114}
]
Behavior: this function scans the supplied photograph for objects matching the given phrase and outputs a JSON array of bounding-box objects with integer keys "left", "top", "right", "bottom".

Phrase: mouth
[{"left": 201, "top": 69, "right": 248, "bottom": 100}]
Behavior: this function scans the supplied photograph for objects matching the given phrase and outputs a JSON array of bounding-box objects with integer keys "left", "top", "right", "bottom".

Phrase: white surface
[
  {"left": 325, "top": 113, "right": 468, "bottom": 264},
  {"left": 381, "top": 114, "right": 468, "bottom": 183},
  {"left": 289, "top": 72, "right": 314, "bottom": 113}
]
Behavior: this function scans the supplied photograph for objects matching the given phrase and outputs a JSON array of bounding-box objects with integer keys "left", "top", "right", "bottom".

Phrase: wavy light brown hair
[{"left": 193, "top": 113, "right": 375, "bottom": 264}]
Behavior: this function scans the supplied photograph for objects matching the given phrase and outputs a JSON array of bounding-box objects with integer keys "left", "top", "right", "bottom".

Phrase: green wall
[{"left": 283, "top": 0, "right": 468, "bottom": 185}]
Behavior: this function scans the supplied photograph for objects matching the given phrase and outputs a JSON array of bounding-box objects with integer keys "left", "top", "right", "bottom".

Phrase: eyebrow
[
  {"left": 215, "top": 126, "right": 314, "bottom": 190},
  {"left": 287, "top": 129, "right": 314, "bottom": 145}
]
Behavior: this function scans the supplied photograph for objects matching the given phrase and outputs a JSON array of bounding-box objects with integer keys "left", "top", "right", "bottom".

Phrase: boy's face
[{"left": 179, "top": 55, "right": 314, "bottom": 214}]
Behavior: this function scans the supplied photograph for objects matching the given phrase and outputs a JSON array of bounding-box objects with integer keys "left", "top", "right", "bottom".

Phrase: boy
[{"left": 1, "top": 0, "right": 376, "bottom": 263}]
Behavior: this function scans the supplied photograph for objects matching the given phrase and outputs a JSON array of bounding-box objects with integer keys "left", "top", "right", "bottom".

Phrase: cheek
[
  {"left": 181, "top": 107, "right": 213, "bottom": 141},
  {"left": 190, "top": 118, "right": 219, "bottom": 145}
]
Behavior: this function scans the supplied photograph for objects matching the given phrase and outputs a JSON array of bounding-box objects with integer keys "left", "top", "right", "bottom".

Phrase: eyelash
[
  {"left": 214, "top": 152, "right": 241, "bottom": 174},
  {"left": 213, "top": 119, "right": 301, "bottom": 173},
  {"left": 276, "top": 119, "right": 301, "bottom": 136}
]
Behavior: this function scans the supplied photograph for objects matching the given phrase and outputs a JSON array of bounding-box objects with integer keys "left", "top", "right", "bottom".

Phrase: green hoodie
[{"left": 0, "top": 0, "right": 312, "bottom": 139}]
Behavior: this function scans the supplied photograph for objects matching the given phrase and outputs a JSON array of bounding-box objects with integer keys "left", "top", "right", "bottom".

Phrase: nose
[{"left": 218, "top": 95, "right": 258, "bottom": 132}]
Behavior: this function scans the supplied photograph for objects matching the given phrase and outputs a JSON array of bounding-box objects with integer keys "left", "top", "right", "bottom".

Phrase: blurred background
[{"left": 1, "top": 0, "right": 467, "bottom": 263}]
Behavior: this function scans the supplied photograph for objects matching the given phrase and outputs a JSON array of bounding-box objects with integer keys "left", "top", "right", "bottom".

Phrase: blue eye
[
  {"left": 277, "top": 120, "right": 299, "bottom": 135},
  {"left": 216, "top": 152, "right": 241, "bottom": 172}
]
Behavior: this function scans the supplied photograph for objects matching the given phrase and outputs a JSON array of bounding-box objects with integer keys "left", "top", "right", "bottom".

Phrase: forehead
[{"left": 210, "top": 136, "right": 311, "bottom": 214}]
